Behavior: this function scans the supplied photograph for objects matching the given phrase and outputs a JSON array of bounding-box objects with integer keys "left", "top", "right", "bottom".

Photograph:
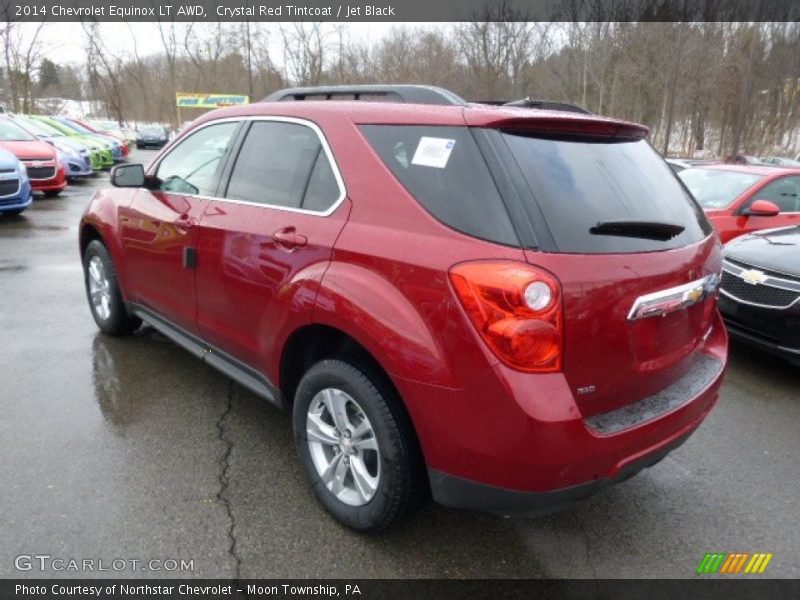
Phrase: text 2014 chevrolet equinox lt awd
[{"left": 80, "top": 85, "right": 727, "bottom": 531}]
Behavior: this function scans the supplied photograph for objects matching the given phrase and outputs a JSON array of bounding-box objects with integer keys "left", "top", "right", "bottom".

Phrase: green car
[
  {"left": 15, "top": 114, "right": 105, "bottom": 171},
  {"left": 28, "top": 115, "right": 114, "bottom": 168}
]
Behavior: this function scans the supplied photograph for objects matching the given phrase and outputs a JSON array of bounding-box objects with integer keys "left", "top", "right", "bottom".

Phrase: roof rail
[
  {"left": 501, "top": 98, "right": 592, "bottom": 115},
  {"left": 262, "top": 84, "right": 467, "bottom": 106}
]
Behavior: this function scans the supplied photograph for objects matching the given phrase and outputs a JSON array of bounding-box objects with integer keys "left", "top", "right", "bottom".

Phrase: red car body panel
[
  {"left": 80, "top": 99, "right": 727, "bottom": 506},
  {"left": 0, "top": 139, "right": 67, "bottom": 192},
  {"left": 698, "top": 165, "right": 800, "bottom": 243}
]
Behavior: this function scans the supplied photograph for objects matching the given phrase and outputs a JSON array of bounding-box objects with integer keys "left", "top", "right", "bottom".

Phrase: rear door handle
[{"left": 273, "top": 227, "right": 308, "bottom": 249}]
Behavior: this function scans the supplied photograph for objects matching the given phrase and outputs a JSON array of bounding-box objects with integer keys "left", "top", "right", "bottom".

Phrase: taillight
[{"left": 449, "top": 261, "right": 563, "bottom": 373}]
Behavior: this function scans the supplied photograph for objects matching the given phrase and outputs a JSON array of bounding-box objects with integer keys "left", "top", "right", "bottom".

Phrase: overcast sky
[{"left": 20, "top": 21, "right": 411, "bottom": 67}]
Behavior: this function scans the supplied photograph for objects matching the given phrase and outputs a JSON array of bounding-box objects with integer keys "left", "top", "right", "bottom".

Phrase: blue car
[
  {"left": 55, "top": 145, "right": 93, "bottom": 179},
  {"left": 0, "top": 147, "right": 32, "bottom": 215}
]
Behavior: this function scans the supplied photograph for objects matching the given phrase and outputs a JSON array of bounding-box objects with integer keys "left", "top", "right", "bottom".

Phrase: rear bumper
[
  {"left": 429, "top": 425, "right": 696, "bottom": 516},
  {"left": 397, "top": 311, "right": 727, "bottom": 514}
]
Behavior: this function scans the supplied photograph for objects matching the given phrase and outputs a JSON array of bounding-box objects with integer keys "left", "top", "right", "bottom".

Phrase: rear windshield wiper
[{"left": 589, "top": 220, "right": 685, "bottom": 241}]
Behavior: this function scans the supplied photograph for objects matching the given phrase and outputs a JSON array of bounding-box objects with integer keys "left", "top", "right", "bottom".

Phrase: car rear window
[
  {"left": 360, "top": 125, "right": 519, "bottom": 246},
  {"left": 678, "top": 168, "right": 764, "bottom": 209},
  {"left": 503, "top": 133, "right": 713, "bottom": 253}
]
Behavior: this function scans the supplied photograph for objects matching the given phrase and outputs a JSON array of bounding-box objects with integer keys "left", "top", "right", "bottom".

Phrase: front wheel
[
  {"left": 83, "top": 240, "right": 141, "bottom": 335},
  {"left": 293, "top": 359, "right": 426, "bottom": 531}
]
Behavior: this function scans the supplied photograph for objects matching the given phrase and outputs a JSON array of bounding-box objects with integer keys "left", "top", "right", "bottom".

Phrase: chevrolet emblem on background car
[{"left": 740, "top": 269, "right": 768, "bottom": 285}]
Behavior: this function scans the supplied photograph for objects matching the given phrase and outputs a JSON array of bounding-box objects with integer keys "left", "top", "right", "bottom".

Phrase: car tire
[
  {"left": 44, "top": 190, "right": 61, "bottom": 198},
  {"left": 83, "top": 240, "right": 141, "bottom": 335},
  {"left": 2, "top": 209, "right": 24, "bottom": 216},
  {"left": 293, "top": 358, "right": 426, "bottom": 531}
]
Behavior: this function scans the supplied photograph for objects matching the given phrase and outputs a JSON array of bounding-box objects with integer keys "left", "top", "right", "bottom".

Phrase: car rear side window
[
  {"left": 360, "top": 125, "right": 519, "bottom": 246},
  {"left": 503, "top": 133, "right": 713, "bottom": 253},
  {"left": 225, "top": 120, "right": 341, "bottom": 212}
]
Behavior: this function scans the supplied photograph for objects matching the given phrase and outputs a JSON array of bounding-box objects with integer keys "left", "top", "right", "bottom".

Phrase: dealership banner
[
  {"left": 3, "top": 579, "right": 800, "bottom": 599},
  {"left": 6, "top": 0, "right": 799, "bottom": 22},
  {"left": 175, "top": 93, "right": 249, "bottom": 109}
]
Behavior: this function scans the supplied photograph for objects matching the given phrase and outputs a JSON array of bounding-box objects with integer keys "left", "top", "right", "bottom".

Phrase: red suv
[{"left": 80, "top": 85, "right": 727, "bottom": 531}]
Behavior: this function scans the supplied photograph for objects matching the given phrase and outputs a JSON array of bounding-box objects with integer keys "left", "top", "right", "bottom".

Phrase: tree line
[{"left": 1, "top": 20, "right": 798, "bottom": 158}]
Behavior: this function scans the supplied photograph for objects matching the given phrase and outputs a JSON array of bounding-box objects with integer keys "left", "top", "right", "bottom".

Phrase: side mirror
[
  {"left": 110, "top": 164, "right": 145, "bottom": 188},
  {"left": 746, "top": 199, "right": 780, "bottom": 217}
]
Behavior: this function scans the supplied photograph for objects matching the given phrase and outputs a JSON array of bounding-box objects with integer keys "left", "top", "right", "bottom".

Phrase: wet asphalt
[{"left": 0, "top": 149, "right": 798, "bottom": 579}]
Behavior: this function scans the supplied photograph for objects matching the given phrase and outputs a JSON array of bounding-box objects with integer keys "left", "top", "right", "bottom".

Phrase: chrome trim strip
[
  {"left": 627, "top": 274, "right": 718, "bottom": 321},
  {"left": 146, "top": 115, "right": 347, "bottom": 218}
]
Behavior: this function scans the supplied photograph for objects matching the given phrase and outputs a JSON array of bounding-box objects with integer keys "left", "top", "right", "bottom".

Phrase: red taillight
[{"left": 449, "top": 261, "right": 563, "bottom": 373}]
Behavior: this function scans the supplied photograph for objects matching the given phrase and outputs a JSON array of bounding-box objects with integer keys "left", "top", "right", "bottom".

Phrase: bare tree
[
  {"left": 280, "top": 23, "right": 327, "bottom": 86},
  {"left": 1, "top": 17, "right": 46, "bottom": 112}
]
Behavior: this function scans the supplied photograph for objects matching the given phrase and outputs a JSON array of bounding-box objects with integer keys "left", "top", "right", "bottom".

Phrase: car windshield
[
  {"left": 14, "top": 118, "right": 58, "bottom": 138},
  {"left": 23, "top": 118, "right": 65, "bottom": 137},
  {"left": 60, "top": 120, "right": 94, "bottom": 135},
  {"left": 0, "top": 119, "right": 37, "bottom": 141},
  {"left": 141, "top": 127, "right": 164, "bottom": 135},
  {"left": 93, "top": 120, "right": 120, "bottom": 132},
  {"left": 678, "top": 168, "right": 765, "bottom": 209}
]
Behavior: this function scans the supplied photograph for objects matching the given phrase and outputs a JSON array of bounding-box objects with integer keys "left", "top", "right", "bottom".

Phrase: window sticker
[{"left": 411, "top": 137, "right": 456, "bottom": 168}]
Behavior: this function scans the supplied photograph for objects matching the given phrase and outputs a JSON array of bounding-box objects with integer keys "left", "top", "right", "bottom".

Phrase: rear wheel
[
  {"left": 293, "top": 359, "right": 426, "bottom": 531},
  {"left": 83, "top": 240, "right": 140, "bottom": 335},
  {"left": 44, "top": 190, "right": 61, "bottom": 198}
]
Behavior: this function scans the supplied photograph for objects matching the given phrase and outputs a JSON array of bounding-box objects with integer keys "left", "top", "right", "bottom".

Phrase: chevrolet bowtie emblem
[
  {"left": 740, "top": 269, "right": 767, "bottom": 285},
  {"left": 685, "top": 286, "right": 704, "bottom": 303}
]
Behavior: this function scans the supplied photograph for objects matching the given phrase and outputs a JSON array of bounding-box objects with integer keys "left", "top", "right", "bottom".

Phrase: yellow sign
[{"left": 175, "top": 93, "right": 250, "bottom": 109}]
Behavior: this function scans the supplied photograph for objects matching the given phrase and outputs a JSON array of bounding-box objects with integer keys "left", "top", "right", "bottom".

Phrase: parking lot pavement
[{"left": 1, "top": 152, "right": 798, "bottom": 579}]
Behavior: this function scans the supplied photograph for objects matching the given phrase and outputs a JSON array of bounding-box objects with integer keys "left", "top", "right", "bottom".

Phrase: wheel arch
[{"left": 280, "top": 322, "right": 431, "bottom": 492}]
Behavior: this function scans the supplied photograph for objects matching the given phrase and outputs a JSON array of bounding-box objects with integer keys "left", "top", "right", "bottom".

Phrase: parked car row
[{"left": 0, "top": 114, "right": 132, "bottom": 216}]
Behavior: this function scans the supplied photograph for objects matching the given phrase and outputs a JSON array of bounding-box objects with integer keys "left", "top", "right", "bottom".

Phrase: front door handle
[
  {"left": 175, "top": 213, "right": 196, "bottom": 233},
  {"left": 273, "top": 227, "right": 308, "bottom": 249}
]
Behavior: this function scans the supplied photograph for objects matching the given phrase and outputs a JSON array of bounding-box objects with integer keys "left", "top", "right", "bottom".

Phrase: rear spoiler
[{"left": 472, "top": 116, "right": 650, "bottom": 141}]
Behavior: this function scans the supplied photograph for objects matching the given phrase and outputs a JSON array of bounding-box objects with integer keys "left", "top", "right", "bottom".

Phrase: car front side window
[
  {"left": 155, "top": 122, "right": 239, "bottom": 196},
  {"left": 751, "top": 176, "right": 800, "bottom": 213}
]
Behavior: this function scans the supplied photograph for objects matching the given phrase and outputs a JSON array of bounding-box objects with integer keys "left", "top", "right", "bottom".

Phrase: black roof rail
[
  {"left": 262, "top": 84, "right": 467, "bottom": 106},
  {"left": 501, "top": 97, "right": 593, "bottom": 115}
]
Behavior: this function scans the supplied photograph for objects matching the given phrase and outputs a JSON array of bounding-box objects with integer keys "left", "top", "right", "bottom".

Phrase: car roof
[
  {"left": 190, "top": 100, "right": 648, "bottom": 134},
  {"left": 693, "top": 164, "right": 800, "bottom": 177}
]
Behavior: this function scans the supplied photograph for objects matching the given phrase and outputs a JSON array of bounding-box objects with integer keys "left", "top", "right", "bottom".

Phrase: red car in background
[
  {"left": 679, "top": 165, "right": 800, "bottom": 243},
  {"left": 0, "top": 117, "right": 67, "bottom": 197}
]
